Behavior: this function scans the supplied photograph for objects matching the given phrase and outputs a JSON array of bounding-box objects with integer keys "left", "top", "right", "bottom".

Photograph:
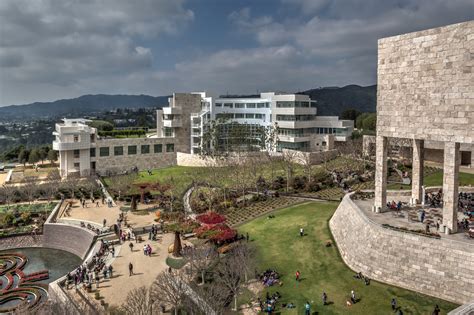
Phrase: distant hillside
[
  {"left": 0, "top": 94, "right": 170, "bottom": 121},
  {"left": 300, "top": 85, "right": 376, "bottom": 116}
]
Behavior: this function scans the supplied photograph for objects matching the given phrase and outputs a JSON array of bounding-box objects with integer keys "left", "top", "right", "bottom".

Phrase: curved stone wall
[
  {"left": 42, "top": 223, "right": 96, "bottom": 260},
  {"left": 329, "top": 194, "right": 474, "bottom": 304}
]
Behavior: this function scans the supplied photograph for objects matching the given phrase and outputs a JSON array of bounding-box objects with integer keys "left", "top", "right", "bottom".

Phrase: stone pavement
[
  {"left": 93, "top": 233, "right": 174, "bottom": 306},
  {"left": 60, "top": 199, "right": 159, "bottom": 229}
]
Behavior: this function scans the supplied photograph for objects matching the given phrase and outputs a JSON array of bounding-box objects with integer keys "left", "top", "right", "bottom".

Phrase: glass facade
[{"left": 90, "top": 148, "right": 96, "bottom": 157}]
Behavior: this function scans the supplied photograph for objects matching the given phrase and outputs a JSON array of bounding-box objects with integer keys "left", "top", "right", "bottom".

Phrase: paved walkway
[
  {"left": 95, "top": 233, "right": 174, "bottom": 306},
  {"left": 355, "top": 194, "right": 473, "bottom": 244},
  {"left": 60, "top": 199, "right": 159, "bottom": 229}
]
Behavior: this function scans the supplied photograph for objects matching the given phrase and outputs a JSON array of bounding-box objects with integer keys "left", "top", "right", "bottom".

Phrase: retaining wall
[{"left": 329, "top": 194, "right": 474, "bottom": 304}]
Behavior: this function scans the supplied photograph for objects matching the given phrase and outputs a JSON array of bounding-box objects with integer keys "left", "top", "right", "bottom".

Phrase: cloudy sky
[{"left": 0, "top": 0, "right": 473, "bottom": 106}]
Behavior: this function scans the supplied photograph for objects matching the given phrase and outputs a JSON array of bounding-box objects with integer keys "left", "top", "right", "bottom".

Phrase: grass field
[
  {"left": 387, "top": 171, "right": 474, "bottom": 190},
  {"left": 238, "top": 202, "right": 457, "bottom": 314}
]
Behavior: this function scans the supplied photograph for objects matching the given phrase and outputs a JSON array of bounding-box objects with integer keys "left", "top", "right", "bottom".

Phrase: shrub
[{"left": 196, "top": 211, "right": 226, "bottom": 225}]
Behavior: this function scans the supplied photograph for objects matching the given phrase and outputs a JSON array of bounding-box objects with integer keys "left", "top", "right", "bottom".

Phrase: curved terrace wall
[{"left": 329, "top": 194, "right": 474, "bottom": 304}]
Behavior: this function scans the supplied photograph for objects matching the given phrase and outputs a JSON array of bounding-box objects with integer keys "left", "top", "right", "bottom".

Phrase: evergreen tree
[
  {"left": 18, "top": 149, "right": 29, "bottom": 166},
  {"left": 28, "top": 149, "right": 40, "bottom": 164},
  {"left": 48, "top": 150, "right": 58, "bottom": 165}
]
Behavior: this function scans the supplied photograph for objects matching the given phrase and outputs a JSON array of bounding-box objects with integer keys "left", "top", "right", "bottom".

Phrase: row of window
[
  {"left": 86, "top": 144, "right": 175, "bottom": 157},
  {"left": 277, "top": 127, "right": 348, "bottom": 137},
  {"left": 276, "top": 101, "right": 316, "bottom": 108},
  {"left": 215, "top": 102, "right": 270, "bottom": 109},
  {"left": 215, "top": 113, "right": 266, "bottom": 120},
  {"left": 276, "top": 115, "right": 315, "bottom": 121}
]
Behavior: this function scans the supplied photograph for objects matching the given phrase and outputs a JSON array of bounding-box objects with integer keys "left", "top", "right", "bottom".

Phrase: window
[
  {"left": 90, "top": 134, "right": 95, "bottom": 142},
  {"left": 255, "top": 114, "right": 264, "bottom": 119},
  {"left": 311, "top": 101, "right": 317, "bottom": 108},
  {"left": 154, "top": 144, "right": 162, "bottom": 153},
  {"left": 99, "top": 147, "right": 109, "bottom": 157},
  {"left": 246, "top": 103, "right": 256, "bottom": 108},
  {"left": 276, "top": 101, "right": 294, "bottom": 108},
  {"left": 234, "top": 103, "right": 245, "bottom": 108},
  {"left": 245, "top": 113, "right": 255, "bottom": 119},
  {"left": 234, "top": 113, "right": 245, "bottom": 118},
  {"left": 223, "top": 103, "right": 233, "bottom": 108},
  {"left": 128, "top": 145, "right": 137, "bottom": 155},
  {"left": 74, "top": 162, "right": 80, "bottom": 168},
  {"left": 257, "top": 103, "right": 266, "bottom": 108},
  {"left": 114, "top": 146, "right": 123, "bottom": 156},
  {"left": 73, "top": 149, "right": 80, "bottom": 158},
  {"left": 266, "top": 102, "right": 270, "bottom": 108},
  {"left": 164, "top": 127, "right": 173, "bottom": 137},
  {"left": 166, "top": 143, "right": 174, "bottom": 152},
  {"left": 141, "top": 145, "right": 150, "bottom": 154},
  {"left": 90, "top": 148, "right": 96, "bottom": 157},
  {"left": 73, "top": 135, "right": 79, "bottom": 142},
  {"left": 215, "top": 103, "right": 222, "bottom": 107}
]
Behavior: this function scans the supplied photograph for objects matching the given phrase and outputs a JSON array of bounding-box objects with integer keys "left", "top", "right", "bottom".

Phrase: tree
[
  {"left": 150, "top": 271, "right": 189, "bottom": 315},
  {"left": 173, "top": 230, "right": 182, "bottom": 257},
  {"left": 44, "top": 169, "right": 61, "bottom": 201},
  {"left": 183, "top": 245, "right": 218, "bottom": 285},
  {"left": 22, "top": 177, "right": 38, "bottom": 206},
  {"left": 216, "top": 248, "right": 246, "bottom": 311},
  {"left": 281, "top": 150, "right": 298, "bottom": 192},
  {"left": 18, "top": 149, "right": 29, "bottom": 167},
  {"left": 47, "top": 150, "right": 58, "bottom": 165},
  {"left": 38, "top": 148, "right": 47, "bottom": 164},
  {"left": 28, "top": 149, "right": 40, "bottom": 165},
  {"left": 341, "top": 108, "right": 361, "bottom": 121},
  {"left": 120, "top": 286, "right": 154, "bottom": 315}
]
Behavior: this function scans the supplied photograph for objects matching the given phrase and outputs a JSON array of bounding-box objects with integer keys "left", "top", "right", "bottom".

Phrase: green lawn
[
  {"left": 387, "top": 171, "right": 474, "bottom": 190},
  {"left": 238, "top": 202, "right": 457, "bottom": 314}
]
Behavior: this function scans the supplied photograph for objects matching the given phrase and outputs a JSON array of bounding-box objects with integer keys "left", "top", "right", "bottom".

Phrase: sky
[{"left": 0, "top": 0, "right": 473, "bottom": 106}]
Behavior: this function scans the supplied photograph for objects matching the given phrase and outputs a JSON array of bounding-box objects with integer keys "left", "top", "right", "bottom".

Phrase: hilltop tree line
[{"left": 2, "top": 144, "right": 57, "bottom": 165}]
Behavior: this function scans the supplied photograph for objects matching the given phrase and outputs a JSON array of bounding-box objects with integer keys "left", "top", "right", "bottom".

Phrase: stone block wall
[
  {"left": 94, "top": 137, "right": 177, "bottom": 175},
  {"left": 377, "top": 21, "right": 473, "bottom": 143},
  {"left": 329, "top": 194, "right": 474, "bottom": 304}
]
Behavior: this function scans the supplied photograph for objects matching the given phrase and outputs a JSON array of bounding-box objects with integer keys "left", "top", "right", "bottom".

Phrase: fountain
[{"left": 0, "top": 248, "right": 81, "bottom": 313}]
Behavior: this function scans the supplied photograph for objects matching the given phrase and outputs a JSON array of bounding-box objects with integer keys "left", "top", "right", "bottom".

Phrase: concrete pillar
[
  {"left": 373, "top": 136, "right": 388, "bottom": 212},
  {"left": 410, "top": 139, "right": 424, "bottom": 205},
  {"left": 442, "top": 142, "right": 460, "bottom": 234},
  {"left": 471, "top": 149, "right": 474, "bottom": 168},
  {"left": 156, "top": 109, "right": 163, "bottom": 137}
]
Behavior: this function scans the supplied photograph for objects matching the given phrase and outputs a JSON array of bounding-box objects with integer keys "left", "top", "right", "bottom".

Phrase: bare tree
[
  {"left": 216, "top": 249, "right": 246, "bottom": 311},
  {"left": 184, "top": 244, "right": 218, "bottom": 285},
  {"left": 189, "top": 281, "right": 230, "bottom": 315},
  {"left": 120, "top": 286, "right": 154, "bottom": 315},
  {"left": 22, "top": 176, "right": 38, "bottom": 207},
  {"left": 43, "top": 169, "right": 61, "bottom": 202},
  {"left": 281, "top": 150, "right": 298, "bottom": 192},
  {"left": 62, "top": 173, "right": 81, "bottom": 199},
  {"left": 150, "top": 271, "right": 189, "bottom": 315},
  {"left": 1, "top": 184, "right": 17, "bottom": 209},
  {"left": 232, "top": 243, "right": 255, "bottom": 283}
]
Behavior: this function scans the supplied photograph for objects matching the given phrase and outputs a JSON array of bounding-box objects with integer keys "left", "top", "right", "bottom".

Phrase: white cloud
[{"left": 0, "top": 0, "right": 193, "bottom": 105}]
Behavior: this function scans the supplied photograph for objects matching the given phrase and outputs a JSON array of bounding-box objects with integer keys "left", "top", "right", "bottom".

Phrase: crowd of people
[
  {"left": 258, "top": 269, "right": 281, "bottom": 287},
  {"left": 258, "top": 291, "right": 282, "bottom": 313}
]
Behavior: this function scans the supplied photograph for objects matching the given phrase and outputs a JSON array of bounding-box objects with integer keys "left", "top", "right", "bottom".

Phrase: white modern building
[
  {"left": 54, "top": 91, "right": 353, "bottom": 177},
  {"left": 185, "top": 92, "right": 354, "bottom": 154}
]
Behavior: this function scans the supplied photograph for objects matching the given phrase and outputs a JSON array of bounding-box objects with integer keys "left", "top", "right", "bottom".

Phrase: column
[
  {"left": 471, "top": 149, "right": 474, "bottom": 168},
  {"left": 156, "top": 109, "right": 163, "bottom": 137},
  {"left": 442, "top": 142, "right": 460, "bottom": 234},
  {"left": 411, "top": 139, "right": 424, "bottom": 205},
  {"left": 373, "top": 136, "right": 388, "bottom": 213}
]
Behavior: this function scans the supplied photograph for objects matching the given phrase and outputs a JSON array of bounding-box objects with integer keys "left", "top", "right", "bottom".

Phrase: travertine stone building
[{"left": 374, "top": 21, "right": 473, "bottom": 233}]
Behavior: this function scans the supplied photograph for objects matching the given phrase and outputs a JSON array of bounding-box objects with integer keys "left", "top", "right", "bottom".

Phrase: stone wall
[
  {"left": 377, "top": 21, "right": 473, "bottom": 144},
  {"left": 42, "top": 223, "right": 96, "bottom": 260},
  {"left": 94, "top": 137, "right": 177, "bottom": 175},
  {"left": 329, "top": 194, "right": 474, "bottom": 304}
]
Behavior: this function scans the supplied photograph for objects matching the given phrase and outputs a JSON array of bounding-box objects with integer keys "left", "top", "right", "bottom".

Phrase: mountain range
[{"left": 0, "top": 85, "right": 376, "bottom": 121}]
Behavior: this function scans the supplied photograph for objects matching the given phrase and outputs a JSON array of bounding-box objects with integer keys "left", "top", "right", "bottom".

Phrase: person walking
[
  {"left": 102, "top": 268, "right": 107, "bottom": 279},
  {"left": 432, "top": 304, "right": 440, "bottom": 315},
  {"left": 103, "top": 218, "right": 107, "bottom": 227},
  {"left": 129, "top": 263, "right": 133, "bottom": 276},
  {"left": 304, "top": 301, "right": 311, "bottom": 315},
  {"left": 322, "top": 292, "right": 327, "bottom": 305},
  {"left": 108, "top": 265, "right": 113, "bottom": 278},
  {"left": 391, "top": 298, "right": 397, "bottom": 311},
  {"left": 246, "top": 232, "right": 249, "bottom": 242},
  {"left": 300, "top": 228, "right": 304, "bottom": 237},
  {"left": 295, "top": 270, "right": 300, "bottom": 281},
  {"left": 129, "top": 242, "right": 134, "bottom": 251}
]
